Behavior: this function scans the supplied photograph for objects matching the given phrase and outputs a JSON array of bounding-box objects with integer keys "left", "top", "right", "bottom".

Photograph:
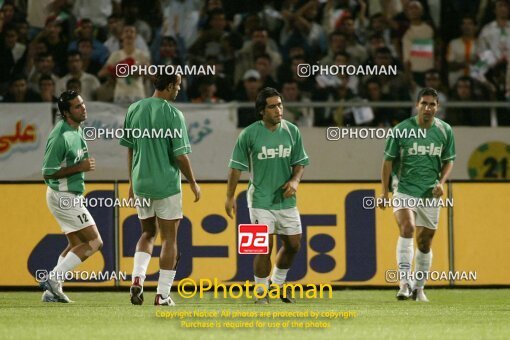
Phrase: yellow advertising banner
[{"left": 1, "top": 182, "right": 507, "bottom": 287}]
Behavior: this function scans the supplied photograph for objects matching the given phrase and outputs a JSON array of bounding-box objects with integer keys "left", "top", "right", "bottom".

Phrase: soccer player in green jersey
[
  {"left": 379, "top": 88, "right": 455, "bottom": 302},
  {"left": 120, "top": 74, "right": 200, "bottom": 306},
  {"left": 41, "top": 90, "right": 103, "bottom": 303},
  {"left": 225, "top": 87, "right": 309, "bottom": 304}
]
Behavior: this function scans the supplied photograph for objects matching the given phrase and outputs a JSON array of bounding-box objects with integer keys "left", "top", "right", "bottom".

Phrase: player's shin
[
  {"left": 270, "top": 266, "right": 289, "bottom": 286},
  {"left": 413, "top": 249, "right": 433, "bottom": 289},
  {"left": 396, "top": 236, "right": 414, "bottom": 286},
  {"left": 156, "top": 269, "right": 176, "bottom": 299},
  {"left": 132, "top": 251, "right": 151, "bottom": 286}
]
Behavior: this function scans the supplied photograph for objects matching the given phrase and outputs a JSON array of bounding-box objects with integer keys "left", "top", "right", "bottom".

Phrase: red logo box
[{"left": 238, "top": 224, "right": 269, "bottom": 254}]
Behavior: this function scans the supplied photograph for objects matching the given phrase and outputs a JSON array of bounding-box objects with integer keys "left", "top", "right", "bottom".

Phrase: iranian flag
[{"left": 410, "top": 39, "right": 434, "bottom": 58}]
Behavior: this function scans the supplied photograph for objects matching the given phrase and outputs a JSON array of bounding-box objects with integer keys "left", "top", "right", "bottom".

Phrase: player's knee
[
  {"left": 399, "top": 223, "right": 415, "bottom": 238},
  {"left": 90, "top": 237, "right": 103, "bottom": 252},
  {"left": 417, "top": 239, "right": 431, "bottom": 253},
  {"left": 284, "top": 242, "right": 301, "bottom": 254}
]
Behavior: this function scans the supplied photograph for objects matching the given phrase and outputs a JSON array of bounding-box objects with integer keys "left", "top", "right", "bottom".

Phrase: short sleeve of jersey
[
  {"left": 384, "top": 129, "right": 399, "bottom": 160},
  {"left": 441, "top": 125, "right": 456, "bottom": 162},
  {"left": 119, "top": 107, "right": 134, "bottom": 148},
  {"left": 42, "top": 135, "right": 66, "bottom": 176},
  {"left": 291, "top": 129, "right": 310, "bottom": 166},
  {"left": 170, "top": 108, "right": 191, "bottom": 157},
  {"left": 229, "top": 130, "right": 250, "bottom": 171}
]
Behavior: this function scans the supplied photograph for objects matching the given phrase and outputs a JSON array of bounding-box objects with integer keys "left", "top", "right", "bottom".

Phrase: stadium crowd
[{"left": 0, "top": 0, "right": 509, "bottom": 127}]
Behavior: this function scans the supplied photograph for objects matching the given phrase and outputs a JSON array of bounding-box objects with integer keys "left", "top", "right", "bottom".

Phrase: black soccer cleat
[{"left": 130, "top": 277, "right": 144, "bottom": 305}]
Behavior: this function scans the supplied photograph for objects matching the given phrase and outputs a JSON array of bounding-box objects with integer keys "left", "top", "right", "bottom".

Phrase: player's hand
[
  {"left": 282, "top": 180, "right": 299, "bottom": 198},
  {"left": 190, "top": 181, "right": 201, "bottom": 202},
  {"left": 79, "top": 158, "right": 95, "bottom": 172},
  {"left": 432, "top": 183, "right": 443, "bottom": 198},
  {"left": 128, "top": 183, "right": 134, "bottom": 200},
  {"left": 377, "top": 193, "right": 389, "bottom": 210},
  {"left": 225, "top": 197, "right": 236, "bottom": 219}
]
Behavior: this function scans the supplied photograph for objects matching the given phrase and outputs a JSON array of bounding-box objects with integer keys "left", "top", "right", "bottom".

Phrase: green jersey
[
  {"left": 120, "top": 97, "right": 191, "bottom": 199},
  {"left": 384, "top": 116, "right": 456, "bottom": 198},
  {"left": 42, "top": 120, "right": 89, "bottom": 194},
  {"left": 229, "top": 120, "right": 309, "bottom": 210}
]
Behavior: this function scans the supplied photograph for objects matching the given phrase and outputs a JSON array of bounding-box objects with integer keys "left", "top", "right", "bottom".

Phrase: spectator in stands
[
  {"left": 280, "top": 0, "right": 327, "bottom": 60},
  {"left": 77, "top": 38, "right": 103, "bottom": 76},
  {"left": 234, "top": 26, "right": 282, "bottom": 85},
  {"left": 122, "top": 2, "right": 152, "bottom": 44},
  {"left": 447, "top": 76, "right": 490, "bottom": 126},
  {"left": 478, "top": 0, "right": 510, "bottom": 68},
  {"left": 362, "top": 77, "right": 397, "bottom": 126},
  {"left": 361, "top": 47, "right": 410, "bottom": 101},
  {"left": 68, "top": 18, "right": 109, "bottom": 65},
  {"left": 280, "top": 79, "right": 313, "bottom": 127},
  {"left": 57, "top": 51, "right": 100, "bottom": 101},
  {"left": 161, "top": 0, "right": 201, "bottom": 48},
  {"left": 235, "top": 69, "right": 262, "bottom": 127},
  {"left": 66, "top": 78, "right": 82, "bottom": 94},
  {"left": 339, "top": 15, "right": 368, "bottom": 65},
  {"left": 2, "top": 74, "right": 41, "bottom": 102},
  {"left": 72, "top": 0, "right": 119, "bottom": 32},
  {"left": 364, "top": 12, "right": 397, "bottom": 56},
  {"left": 33, "top": 17, "right": 68, "bottom": 76},
  {"left": 401, "top": 1, "right": 435, "bottom": 86},
  {"left": 188, "top": 8, "right": 230, "bottom": 65},
  {"left": 39, "top": 75, "right": 57, "bottom": 102},
  {"left": 447, "top": 15, "right": 479, "bottom": 87},
  {"left": 104, "top": 14, "right": 149, "bottom": 56},
  {"left": 99, "top": 23, "right": 150, "bottom": 105},
  {"left": 0, "top": 24, "right": 26, "bottom": 91},
  {"left": 27, "top": 52, "right": 59, "bottom": 93},
  {"left": 319, "top": 31, "right": 348, "bottom": 66},
  {"left": 191, "top": 76, "right": 223, "bottom": 103},
  {"left": 15, "top": 20, "right": 30, "bottom": 45},
  {"left": 254, "top": 53, "right": 279, "bottom": 89},
  {"left": 154, "top": 36, "right": 184, "bottom": 67},
  {"left": 333, "top": 52, "right": 359, "bottom": 95}
]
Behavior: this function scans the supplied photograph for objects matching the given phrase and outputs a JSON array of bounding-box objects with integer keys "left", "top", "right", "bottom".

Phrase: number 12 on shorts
[{"left": 238, "top": 224, "right": 269, "bottom": 254}]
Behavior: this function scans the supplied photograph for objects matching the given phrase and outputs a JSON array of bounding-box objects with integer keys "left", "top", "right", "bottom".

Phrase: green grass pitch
[{"left": 1, "top": 289, "right": 509, "bottom": 339}]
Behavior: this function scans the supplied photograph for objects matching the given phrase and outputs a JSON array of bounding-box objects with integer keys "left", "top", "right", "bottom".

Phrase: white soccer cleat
[
  {"left": 412, "top": 288, "right": 429, "bottom": 302},
  {"left": 43, "top": 278, "right": 73, "bottom": 303},
  {"left": 154, "top": 294, "right": 176, "bottom": 306},
  {"left": 41, "top": 290, "right": 58, "bottom": 302},
  {"left": 396, "top": 283, "right": 412, "bottom": 300}
]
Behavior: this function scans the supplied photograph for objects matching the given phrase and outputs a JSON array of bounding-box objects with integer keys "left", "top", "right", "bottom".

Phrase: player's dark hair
[
  {"left": 153, "top": 74, "right": 180, "bottom": 91},
  {"left": 255, "top": 87, "right": 282, "bottom": 118},
  {"left": 58, "top": 90, "right": 79, "bottom": 118},
  {"left": 417, "top": 87, "right": 439, "bottom": 103}
]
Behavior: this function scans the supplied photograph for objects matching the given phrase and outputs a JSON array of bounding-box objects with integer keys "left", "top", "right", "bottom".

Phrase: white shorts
[
  {"left": 249, "top": 207, "right": 302, "bottom": 235},
  {"left": 392, "top": 192, "right": 440, "bottom": 229},
  {"left": 136, "top": 192, "right": 182, "bottom": 220},
  {"left": 46, "top": 187, "right": 96, "bottom": 234}
]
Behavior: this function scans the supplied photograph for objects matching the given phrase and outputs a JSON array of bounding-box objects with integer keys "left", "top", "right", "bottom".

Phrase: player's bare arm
[
  {"left": 127, "top": 148, "right": 134, "bottom": 200},
  {"left": 225, "top": 168, "right": 241, "bottom": 218},
  {"left": 378, "top": 159, "right": 392, "bottom": 209},
  {"left": 282, "top": 165, "right": 305, "bottom": 198},
  {"left": 432, "top": 161, "right": 454, "bottom": 198},
  {"left": 175, "top": 154, "right": 200, "bottom": 202},
  {"left": 43, "top": 158, "right": 95, "bottom": 179}
]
